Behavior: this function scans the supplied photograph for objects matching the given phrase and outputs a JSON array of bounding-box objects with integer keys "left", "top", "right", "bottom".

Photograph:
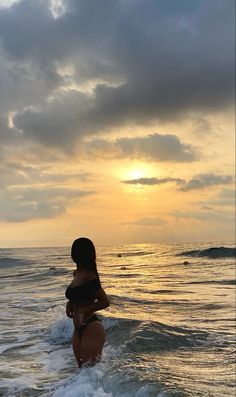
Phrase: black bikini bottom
[{"left": 75, "top": 315, "right": 101, "bottom": 338}]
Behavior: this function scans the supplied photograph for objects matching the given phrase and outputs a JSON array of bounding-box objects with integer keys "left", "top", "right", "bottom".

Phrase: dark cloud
[
  {"left": 13, "top": 90, "right": 90, "bottom": 148},
  {"left": 117, "top": 134, "right": 197, "bottom": 162},
  {"left": 0, "top": 0, "right": 234, "bottom": 149},
  {"left": 0, "top": 185, "right": 95, "bottom": 222},
  {"left": 122, "top": 177, "right": 184, "bottom": 185},
  {"left": 179, "top": 173, "right": 233, "bottom": 191},
  {"left": 83, "top": 133, "right": 198, "bottom": 162},
  {"left": 192, "top": 116, "right": 213, "bottom": 136},
  {"left": 122, "top": 172, "right": 234, "bottom": 190}
]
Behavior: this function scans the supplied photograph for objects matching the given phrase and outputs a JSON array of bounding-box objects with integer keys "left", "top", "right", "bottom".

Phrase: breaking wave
[{"left": 177, "top": 246, "right": 236, "bottom": 259}]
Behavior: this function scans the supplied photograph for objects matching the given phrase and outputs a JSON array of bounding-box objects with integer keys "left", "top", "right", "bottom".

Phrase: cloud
[
  {"left": 0, "top": 161, "right": 95, "bottom": 222},
  {"left": 0, "top": 0, "right": 234, "bottom": 150},
  {"left": 0, "top": 185, "right": 95, "bottom": 222},
  {"left": 12, "top": 90, "right": 92, "bottom": 149},
  {"left": 0, "top": 161, "right": 92, "bottom": 187},
  {"left": 192, "top": 116, "right": 213, "bottom": 136},
  {"left": 124, "top": 217, "right": 166, "bottom": 227},
  {"left": 84, "top": 133, "right": 198, "bottom": 163},
  {"left": 122, "top": 172, "right": 234, "bottom": 191},
  {"left": 217, "top": 188, "right": 235, "bottom": 201},
  {"left": 117, "top": 134, "right": 198, "bottom": 162},
  {"left": 171, "top": 208, "right": 234, "bottom": 224},
  {"left": 179, "top": 173, "right": 233, "bottom": 191},
  {"left": 193, "top": 189, "right": 235, "bottom": 209},
  {"left": 122, "top": 177, "right": 184, "bottom": 185}
]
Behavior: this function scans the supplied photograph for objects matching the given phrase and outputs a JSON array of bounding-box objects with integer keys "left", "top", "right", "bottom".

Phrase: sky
[{"left": 0, "top": 0, "right": 235, "bottom": 248}]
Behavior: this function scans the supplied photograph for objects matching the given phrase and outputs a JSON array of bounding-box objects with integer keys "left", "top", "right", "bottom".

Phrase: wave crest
[{"left": 177, "top": 246, "right": 236, "bottom": 258}]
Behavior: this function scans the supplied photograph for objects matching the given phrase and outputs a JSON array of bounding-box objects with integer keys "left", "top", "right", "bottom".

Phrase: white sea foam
[
  {"left": 39, "top": 346, "right": 73, "bottom": 373},
  {"left": 100, "top": 316, "right": 119, "bottom": 331},
  {"left": 47, "top": 365, "right": 113, "bottom": 397},
  {"left": 0, "top": 376, "right": 38, "bottom": 397},
  {"left": 45, "top": 306, "right": 118, "bottom": 344},
  {"left": 47, "top": 316, "right": 74, "bottom": 343}
]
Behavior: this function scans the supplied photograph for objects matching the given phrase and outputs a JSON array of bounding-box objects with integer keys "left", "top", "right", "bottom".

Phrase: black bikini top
[{"left": 65, "top": 278, "right": 101, "bottom": 304}]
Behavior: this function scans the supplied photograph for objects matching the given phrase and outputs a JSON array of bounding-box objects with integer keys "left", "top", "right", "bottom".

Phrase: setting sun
[
  {"left": 128, "top": 168, "right": 146, "bottom": 179},
  {"left": 118, "top": 163, "right": 156, "bottom": 181}
]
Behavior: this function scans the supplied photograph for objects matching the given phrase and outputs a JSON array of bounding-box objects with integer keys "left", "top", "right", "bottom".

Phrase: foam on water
[
  {"left": 37, "top": 312, "right": 176, "bottom": 397},
  {"left": 46, "top": 362, "right": 166, "bottom": 397}
]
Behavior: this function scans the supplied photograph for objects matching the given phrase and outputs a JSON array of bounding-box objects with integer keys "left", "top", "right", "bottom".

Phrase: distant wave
[
  {"left": 177, "top": 246, "right": 236, "bottom": 258},
  {"left": 0, "top": 257, "right": 30, "bottom": 268},
  {"left": 115, "top": 250, "right": 156, "bottom": 257},
  {"left": 189, "top": 279, "right": 235, "bottom": 286},
  {"left": 0, "top": 267, "right": 69, "bottom": 280}
]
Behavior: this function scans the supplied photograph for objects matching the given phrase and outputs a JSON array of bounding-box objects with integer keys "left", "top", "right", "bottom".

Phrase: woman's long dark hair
[{"left": 71, "top": 237, "right": 100, "bottom": 280}]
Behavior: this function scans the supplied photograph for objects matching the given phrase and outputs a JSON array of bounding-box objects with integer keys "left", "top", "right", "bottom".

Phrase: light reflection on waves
[
  {"left": 187, "top": 279, "right": 235, "bottom": 285},
  {"left": 111, "top": 250, "right": 157, "bottom": 257},
  {"left": 115, "top": 273, "right": 142, "bottom": 278},
  {"left": 135, "top": 288, "right": 194, "bottom": 294},
  {"left": 109, "top": 293, "right": 229, "bottom": 311},
  {"left": 109, "top": 293, "right": 157, "bottom": 306}
]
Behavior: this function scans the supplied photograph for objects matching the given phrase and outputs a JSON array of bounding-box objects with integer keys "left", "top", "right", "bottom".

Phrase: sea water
[{"left": 0, "top": 242, "right": 235, "bottom": 397}]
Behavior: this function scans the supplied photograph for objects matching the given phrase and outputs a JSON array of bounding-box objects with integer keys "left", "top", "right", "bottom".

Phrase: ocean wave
[
  {"left": 108, "top": 293, "right": 157, "bottom": 308},
  {"left": 115, "top": 273, "right": 141, "bottom": 278},
  {"left": 135, "top": 288, "right": 194, "bottom": 295},
  {"left": 45, "top": 311, "right": 206, "bottom": 352},
  {"left": 0, "top": 271, "right": 34, "bottom": 279},
  {"left": 43, "top": 316, "right": 192, "bottom": 397},
  {"left": 189, "top": 279, "right": 235, "bottom": 286},
  {"left": 177, "top": 246, "right": 236, "bottom": 258},
  {"left": 0, "top": 267, "right": 70, "bottom": 281},
  {"left": 45, "top": 361, "right": 166, "bottom": 397},
  {"left": 0, "top": 257, "right": 32, "bottom": 268},
  {"left": 114, "top": 251, "right": 156, "bottom": 258},
  {"left": 126, "top": 321, "right": 207, "bottom": 353}
]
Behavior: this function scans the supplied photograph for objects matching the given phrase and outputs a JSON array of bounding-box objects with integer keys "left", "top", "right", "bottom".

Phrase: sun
[
  {"left": 128, "top": 168, "right": 146, "bottom": 180},
  {"left": 118, "top": 163, "right": 155, "bottom": 181}
]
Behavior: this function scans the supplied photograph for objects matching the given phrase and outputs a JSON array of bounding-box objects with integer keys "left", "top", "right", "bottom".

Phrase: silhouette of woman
[{"left": 65, "top": 237, "right": 110, "bottom": 367}]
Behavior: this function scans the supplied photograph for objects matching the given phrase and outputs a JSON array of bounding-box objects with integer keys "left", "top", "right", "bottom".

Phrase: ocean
[{"left": 0, "top": 242, "right": 235, "bottom": 397}]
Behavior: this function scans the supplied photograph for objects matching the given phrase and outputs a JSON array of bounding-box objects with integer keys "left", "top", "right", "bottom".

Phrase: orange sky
[{"left": 0, "top": 0, "right": 235, "bottom": 247}]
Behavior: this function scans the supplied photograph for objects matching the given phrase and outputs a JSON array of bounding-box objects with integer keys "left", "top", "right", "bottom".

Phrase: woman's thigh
[
  {"left": 72, "top": 329, "right": 82, "bottom": 366},
  {"left": 80, "top": 321, "right": 106, "bottom": 365}
]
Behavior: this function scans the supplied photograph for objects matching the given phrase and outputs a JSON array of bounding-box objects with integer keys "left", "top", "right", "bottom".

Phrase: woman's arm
[
  {"left": 66, "top": 300, "right": 74, "bottom": 318},
  {"left": 80, "top": 288, "right": 110, "bottom": 316}
]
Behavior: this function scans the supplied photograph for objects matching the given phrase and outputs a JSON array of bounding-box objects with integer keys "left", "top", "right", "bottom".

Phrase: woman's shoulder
[
  {"left": 81, "top": 269, "right": 98, "bottom": 282},
  {"left": 71, "top": 270, "right": 98, "bottom": 287}
]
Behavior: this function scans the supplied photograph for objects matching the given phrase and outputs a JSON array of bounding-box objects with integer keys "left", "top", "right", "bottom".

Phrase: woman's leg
[
  {"left": 72, "top": 329, "right": 82, "bottom": 367},
  {"left": 80, "top": 321, "right": 106, "bottom": 366}
]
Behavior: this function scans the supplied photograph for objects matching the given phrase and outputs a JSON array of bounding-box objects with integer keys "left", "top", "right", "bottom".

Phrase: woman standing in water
[{"left": 65, "top": 238, "right": 110, "bottom": 367}]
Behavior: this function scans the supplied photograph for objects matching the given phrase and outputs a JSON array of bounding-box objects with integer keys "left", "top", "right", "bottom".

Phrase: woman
[{"left": 65, "top": 237, "right": 110, "bottom": 368}]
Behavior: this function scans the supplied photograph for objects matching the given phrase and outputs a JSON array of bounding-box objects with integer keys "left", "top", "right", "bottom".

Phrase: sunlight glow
[
  {"left": 128, "top": 168, "right": 145, "bottom": 180},
  {"left": 119, "top": 163, "right": 156, "bottom": 181}
]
